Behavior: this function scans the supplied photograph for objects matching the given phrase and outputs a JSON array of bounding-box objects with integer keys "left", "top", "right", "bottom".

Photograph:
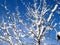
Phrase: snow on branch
[
  {"left": 47, "top": 13, "right": 53, "bottom": 22},
  {"left": 0, "top": 36, "right": 13, "bottom": 45},
  {"left": 51, "top": 4, "right": 58, "bottom": 12},
  {"left": 47, "top": 4, "right": 58, "bottom": 22}
]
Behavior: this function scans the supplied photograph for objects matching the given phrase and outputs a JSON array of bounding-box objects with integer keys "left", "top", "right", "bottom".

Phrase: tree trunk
[
  {"left": 38, "top": 25, "right": 40, "bottom": 45},
  {"left": 38, "top": 39, "right": 40, "bottom": 45}
]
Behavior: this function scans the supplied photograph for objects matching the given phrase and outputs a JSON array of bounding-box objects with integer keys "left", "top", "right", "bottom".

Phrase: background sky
[{"left": 0, "top": 0, "right": 60, "bottom": 45}]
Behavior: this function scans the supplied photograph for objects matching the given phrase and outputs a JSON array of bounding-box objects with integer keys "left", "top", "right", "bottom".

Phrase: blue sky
[{"left": 0, "top": 0, "right": 60, "bottom": 45}]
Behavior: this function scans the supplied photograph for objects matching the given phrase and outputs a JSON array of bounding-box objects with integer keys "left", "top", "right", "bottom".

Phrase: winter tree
[{"left": 0, "top": 0, "right": 60, "bottom": 45}]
